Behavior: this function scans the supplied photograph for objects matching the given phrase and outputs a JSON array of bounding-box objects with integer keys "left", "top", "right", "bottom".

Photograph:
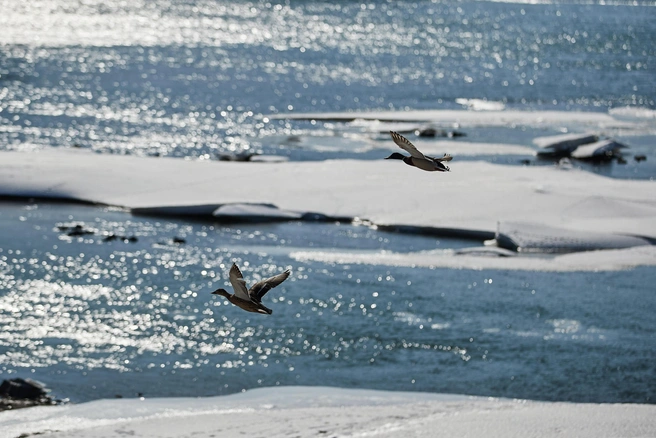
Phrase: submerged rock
[{"left": 58, "top": 223, "right": 95, "bottom": 237}]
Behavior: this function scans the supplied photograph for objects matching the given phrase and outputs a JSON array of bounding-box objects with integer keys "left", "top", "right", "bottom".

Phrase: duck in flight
[
  {"left": 387, "top": 131, "right": 452, "bottom": 172},
  {"left": 212, "top": 263, "right": 291, "bottom": 315}
]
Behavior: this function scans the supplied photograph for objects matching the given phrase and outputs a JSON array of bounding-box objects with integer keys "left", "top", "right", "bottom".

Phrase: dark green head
[
  {"left": 212, "top": 288, "right": 230, "bottom": 298},
  {"left": 386, "top": 152, "right": 406, "bottom": 160}
]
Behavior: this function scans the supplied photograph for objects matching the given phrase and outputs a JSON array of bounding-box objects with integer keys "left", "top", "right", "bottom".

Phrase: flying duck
[
  {"left": 387, "top": 131, "right": 452, "bottom": 172},
  {"left": 212, "top": 263, "right": 291, "bottom": 315}
]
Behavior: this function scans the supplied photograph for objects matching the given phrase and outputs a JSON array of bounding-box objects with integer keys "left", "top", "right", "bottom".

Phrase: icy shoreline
[
  {"left": 0, "top": 386, "right": 654, "bottom": 438},
  {"left": 267, "top": 108, "right": 651, "bottom": 132},
  {"left": 1, "top": 148, "right": 655, "bottom": 266}
]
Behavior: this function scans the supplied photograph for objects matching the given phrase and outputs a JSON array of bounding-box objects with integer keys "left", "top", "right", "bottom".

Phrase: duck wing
[
  {"left": 249, "top": 269, "right": 291, "bottom": 301},
  {"left": 228, "top": 263, "right": 251, "bottom": 301},
  {"left": 390, "top": 131, "right": 428, "bottom": 160}
]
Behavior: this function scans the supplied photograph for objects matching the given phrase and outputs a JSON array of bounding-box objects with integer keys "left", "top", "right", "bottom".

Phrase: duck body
[
  {"left": 386, "top": 152, "right": 450, "bottom": 172},
  {"left": 387, "top": 131, "right": 452, "bottom": 172},
  {"left": 212, "top": 263, "right": 290, "bottom": 315},
  {"left": 212, "top": 289, "right": 273, "bottom": 314}
]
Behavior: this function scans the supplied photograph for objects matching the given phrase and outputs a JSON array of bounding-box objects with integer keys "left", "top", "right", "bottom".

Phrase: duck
[
  {"left": 211, "top": 263, "right": 291, "bottom": 315},
  {"left": 386, "top": 131, "right": 452, "bottom": 172}
]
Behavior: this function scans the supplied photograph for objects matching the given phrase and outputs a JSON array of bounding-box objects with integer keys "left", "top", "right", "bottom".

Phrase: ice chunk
[{"left": 495, "top": 221, "right": 651, "bottom": 253}]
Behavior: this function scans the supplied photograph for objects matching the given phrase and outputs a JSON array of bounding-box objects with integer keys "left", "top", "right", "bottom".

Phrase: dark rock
[
  {"left": 218, "top": 151, "right": 260, "bottom": 162},
  {"left": 0, "top": 378, "right": 47, "bottom": 400},
  {"left": 59, "top": 223, "right": 95, "bottom": 237},
  {"left": 0, "top": 378, "right": 61, "bottom": 411},
  {"left": 415, "top": 128, "right": 466, "bottom": 138},
  {"left": 634, "top": 154, "right": 647, "bottom": 162},
  {"left": 103, "top": 233, "right": 119, "bottom": 242},
  {"left": 103, "top": 233, "right": 137, "bottom": 243},
  {"left": 416, "top": 127, "right": 442, "bottom": 137}
]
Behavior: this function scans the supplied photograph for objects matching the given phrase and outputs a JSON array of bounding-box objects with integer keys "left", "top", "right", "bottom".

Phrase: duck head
[
  {"left": 212, "top": 288, "right": 231, "bottom": 298},
  {"left": 385, "top": 152, "right": 406, "bottom": 160}
]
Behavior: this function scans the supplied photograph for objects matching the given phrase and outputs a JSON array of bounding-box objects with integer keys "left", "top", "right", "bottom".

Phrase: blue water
[
  {"left": 1, "top": 202, "right": 655, "bottom": 404},
  {"left": 1, "top": 0, "right": 656, "bottom": 405}
]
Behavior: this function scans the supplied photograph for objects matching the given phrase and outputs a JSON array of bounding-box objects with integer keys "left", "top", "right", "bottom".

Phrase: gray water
[{"left": 1, "top": 0, "right": 656, "bottom": 405}]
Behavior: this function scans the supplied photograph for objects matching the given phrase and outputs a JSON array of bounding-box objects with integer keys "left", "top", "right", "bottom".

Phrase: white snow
[
  {"left": 570, "top": 139, "right": 627, "bottom": 159},
  {"left": 268, "top": 108, "right": 643, "bottom": 131},
  {"left": 495, "top": 221, "right": 651, "bottom": 252},
  {"left": 0, "top": 147, "right": 654, "bottom": 271},
  {"left": 609, "top": 106, "right": 656, "bottom": 120},
  {"left": 455, "top": 98, "right": 506, "bottom": 111},
  {"left": 213, "top": 203, "right": 303, "bottom": 220},
  {"left": 0, "top": 386, "right": 653, "bottom": 438},
  {"left": 290, "top": 245, "right": 656, "bottom": 272}
]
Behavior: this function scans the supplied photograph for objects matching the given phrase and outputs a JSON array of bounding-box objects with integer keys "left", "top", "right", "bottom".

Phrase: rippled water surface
[
  {"left": 1, "top": 202, "right": 655, "bottom": 404},
  {"left": 2, "top": 0, "right": 655, "bottom": 163}
]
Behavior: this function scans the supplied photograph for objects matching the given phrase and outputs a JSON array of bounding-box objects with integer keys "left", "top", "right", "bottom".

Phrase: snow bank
[
  {"left": 609, "top": 106, "right": 656, "bottom": 120},
  {"left": 0, "top": 386, "right": 653, "bottom": 438},
  {"left": 290, "top": 245, "right": 656, "bottom": 272},
  {"left": 455, "top": 97, "right": 506, "bottom": 111},
  {"left": 0, "top": 148, "right": 654, "bottom": 265},
  {"left": 268, "top": 108, "right": 641, "bottom": 131},
  {"left": 495, "top": 221, "right": 651, "bottom": 253}
]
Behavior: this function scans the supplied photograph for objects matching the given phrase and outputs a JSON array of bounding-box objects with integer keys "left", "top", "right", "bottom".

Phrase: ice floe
[
  {"left": 0, "top": 148, "right": 654, "bottom": 268},
  {"left": 268, "top": 108, "right": 642, "bottom": 131},
  {"left": 290, "top": 245, "right": 656, "bottom": 272}
]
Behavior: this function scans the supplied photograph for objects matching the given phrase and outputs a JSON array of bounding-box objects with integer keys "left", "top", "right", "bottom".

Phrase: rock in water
[{"left": 0, "top": 378, "right": 58, "bottom": 411}]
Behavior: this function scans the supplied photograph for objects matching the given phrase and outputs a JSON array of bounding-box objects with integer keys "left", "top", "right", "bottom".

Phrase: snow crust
[
  {"left": 268, "top": 109, "right": 643, "bottom": 131},
  {"left": 0, "top": 148, "right": 654, "bottom": 270},
  {"left": 290, "top": 245, "right": 656, "bottom": 272},
  {"left": 0, "top": 386, "right": 653, "bottom": 438}
]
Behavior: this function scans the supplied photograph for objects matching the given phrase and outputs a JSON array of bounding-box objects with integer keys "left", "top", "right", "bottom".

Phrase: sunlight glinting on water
[{"left": 2, "top": 0, "right": 653, "bottom": 158}]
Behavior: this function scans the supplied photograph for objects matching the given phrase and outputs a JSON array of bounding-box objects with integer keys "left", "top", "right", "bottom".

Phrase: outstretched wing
[
  {"left": 249, "top": 269, "right": 291, "bottom": 301},
  {"left": 228, "top": 263, "right": 251, "bottom": 301},
  {"left": 390, "top": 131, "right": 427, "bottom": 160}
]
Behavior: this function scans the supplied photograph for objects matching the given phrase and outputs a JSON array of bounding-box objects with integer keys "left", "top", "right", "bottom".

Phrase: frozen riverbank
[
  {"left": 1, "top": 148, "right": 654, "bottom": 256},
  {"left": 1, "top": 386, "right": 654, "bottom": 438}
]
